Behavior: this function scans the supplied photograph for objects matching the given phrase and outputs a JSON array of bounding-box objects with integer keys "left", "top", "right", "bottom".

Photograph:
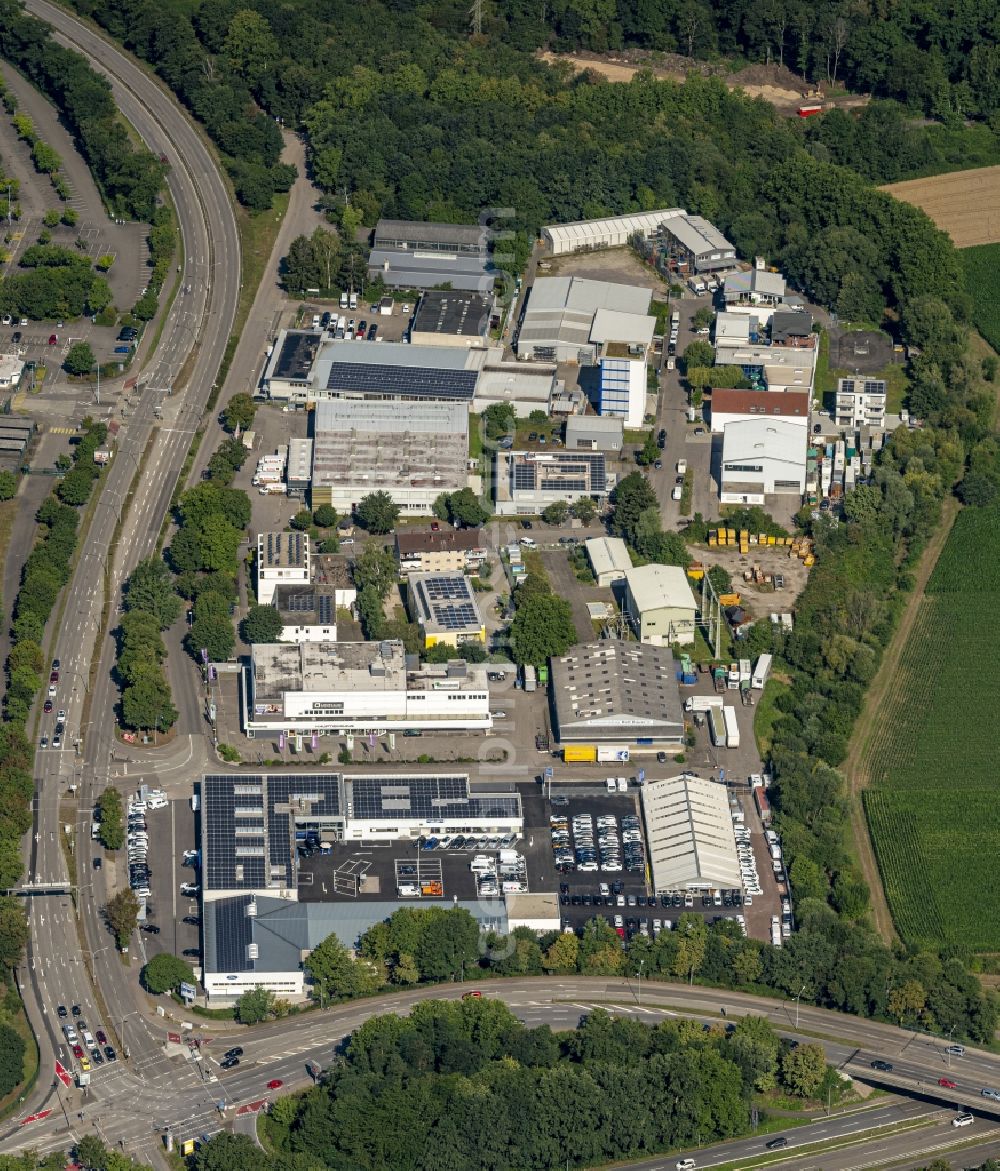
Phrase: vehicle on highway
[
  {"left": 676, "top": 1161, "right": 695, "bottom": 1171},
  {"left": 72, "top": 1005, "right": 81, "bottom": 1016},
  {"left": 47, "top": 684, "right": 57, "bottom": 697},
  {"left": 221, "top": 1056, "right": 240, "bottom": 1069},
  {"left": 953, "top": 1112, "right": 974, "bottom": 1127},
  {"left": 462, "top": 990, "right": 482, "bottom": 999},
  {"left": 43, "top": 700, "right": 53, "bottom": 714},
  {"left": 53, "top": 734, "right": 61, "bottom": 748},
  {"left": 142, "top": 924, "right": 160, "bottom": 934},
  {"left": 982, "top": 1087, "right": 1000, "bottom": 1101},
  {"left": 93, "top": 858, "right": 101, "bottom": 871},
  {"left": 40, "top": 736, "right": 48, "bottom": 749},
  {"left": 57, "top": 1005, "right": 67, "bottom": 1018},
  {"left": 224, "top": 1047, "right": 244, "bottom": 1060},
  {"left": 267, "top": 1079, "right": 284, "bottom": 1090},
  {"left": 939, "top": 1077, "right": 957, "bottom": 1089},
  {"left": 104, "top": 1046, "right": 117, "bottom": 1062},
  {"left": 57, "top": 709, "right": 65, "bottom": 722},
  {"left": 871, "top": 1060, "right": 893, "bottom": 1072},
  {"left": 947, "top": 1044, "right": 966, "bottom": 1057},
  {"left": 765, "top": 1137, "right": 788, "bottom": 1150},
  {"left": 96, "top": 1029, "right": 107, "bottom": 1044}
]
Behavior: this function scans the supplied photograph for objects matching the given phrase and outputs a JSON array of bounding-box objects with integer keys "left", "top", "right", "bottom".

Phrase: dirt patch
[
  {"left": 539, "top": 50, "right": 868, "bottom": 115},
  {"left": 881, "top": 167, "right": 1000, "bottom": 248},
  {"left": 544, "top": 247, "right": 666, "bottom": 292},
  {"left": 689, "top": 544, "right": 812, "bottom": 612},
  {"left": 841, "top": 494, "right": 960, "bottom": 946}
]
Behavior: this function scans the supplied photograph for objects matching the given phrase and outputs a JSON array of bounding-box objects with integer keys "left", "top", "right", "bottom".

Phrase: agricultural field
[
  {"left": 863, "top": 505, "right": 1000, "bottom": 951},
  {"left": 881, "top": 166, "right": 1000, "bottom": 248},
  {"left": 961, "top": 243, "right": 1000, "bottom": 353}
]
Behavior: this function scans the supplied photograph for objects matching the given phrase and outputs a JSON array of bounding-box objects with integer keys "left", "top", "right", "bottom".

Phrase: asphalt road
[{"left": 13, "top": 1, "right": 239, "bottom": 1161}]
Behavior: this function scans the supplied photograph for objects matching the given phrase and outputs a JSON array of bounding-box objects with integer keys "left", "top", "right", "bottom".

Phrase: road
[
  {"left": 5, "top": 977, "right": 1000, "bottom": 1166},
  {"left": 14, "top": 1, "right": 240, "bottom": 1162}
]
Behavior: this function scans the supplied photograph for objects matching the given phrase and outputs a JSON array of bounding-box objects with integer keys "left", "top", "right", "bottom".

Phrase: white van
[
  {"left": 519, "top": 536, "right": 536, "bottom": 548},
  {"left": 677, "top": 1161, "right": 696, "bottom": 1171},
  {"left": 339, "top": 290, "right": 349, "bottom": 309},
  {"left": 398, "top": 884, "right": 419, "bottom": 897},
  {"left": 470, "top": 856, "right": 494, "bottom": 874},
  {"left": 676, "top": 458, "right": 687, "bottom": 474}
]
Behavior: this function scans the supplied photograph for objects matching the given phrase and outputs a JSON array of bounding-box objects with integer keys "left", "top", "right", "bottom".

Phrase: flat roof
[
  {"left": 257, "top": 531, "right": 308, "bottom": 570},
  {"left": 721, "top": 418, "right": 808, "bottom": 466},
  {"left": 565, "top": 414, "right": 624, "bottom": 438},
  {"left": 252, "top": 640, "right": 407, "bottom": 702},
  {"left": 641, "top": 775, "right": 742, "bottom": 891},
  {"left": 551, "top": 641, "right": 684, "bottom": 741},
  {"left": 375, "top": 218, "right": 487, "bottom": 248},
  {"left": 584, "top": 536, "right": 632, "bottom": 578},
  {"left": 408, "top": 572, "right": 483, "bottom": 636},
  {"left": 346, "top": 774, "right": 521, "bottom": 824},
  {"left": 412, "top": 291, "right": 491, "bottom": 338},
  {"left": 272, "top": 585, "right": 338, "bottom": 628},
  {"left": 625, "top": 564, "right": 697, "bottom": 614},
  {"left": 272, "top": 330, "right": 322, "bottom": 382},
  {"left": 591, "top": 307, "right": 655, "bottom": 347}
]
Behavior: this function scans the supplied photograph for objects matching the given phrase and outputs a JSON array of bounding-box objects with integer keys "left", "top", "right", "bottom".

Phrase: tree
[
  {"left": 356, "top": 491, "right": 400, "bottom": 534},
  {"left": 306, "top": 933, "right": 380, "bottom": 1004},
  {"left": 0, "top": 898, "right": 28, "bottom": 970},
  {"left": 96, "top": 786, "right": 125, "bottom": 850},
  {"left": 888, "top": 978, "right": 926, "bottom": 1025},
  {"left": 0, "top": 470, "right": 17, "bottom": 501},
  {"left": 76, "top": 1136, "right": 108, "bottom": 1171},
  {"left": 483, "top": 402, "right": 516, "bottom": 442},
  {"left": 0, "top": 1022, "right": 25, "bottom": 1098},
  {"left": 313, "top": 504, "right": 338, "bottom": 528},
  {"left": 289, "top": 508, "right": 313, "bottom": 531},
  {"left": 187, "top": 591, "right": 236, "bottom": 662},
  {"left": 105, "top": 888, "right": 140, "bottom": 949},
  {"left": 224, "top": 9, "right": 280, "bottom": 82},
  {"left": 446, "top": 487, "right": 489, "bottom": 528},
  {"left": 121, "top": 670, "right": 177, "bottom": 732},
  {"left": 571, "top": 496, "right": 596, "bottom": 523},
  {"left": 509, "top": 592, "right": 577, "bottom": 665},
  {"left": 543, "top": 932, "right": 579, "bottom": 973},
  {"left": 707, "top": 565, "right": 732, "bottom": 596},
  {"left": 637, "top": 430, "right": 659, "bottom": 466},
  {"left": 236, "top": 985, "right": 275, "bottom": 1024},
  {"left": 780, "top": 1041, "right": 827, "bottom": 1097},
  {"left": 194, "top": 1134, "right": 262, "bottom": 1171},
  {"left": 142, "top": 952, "right": 194, "bottom": 994},
  {"left": 353, "top": 543, "right": 397, "bottom": 598},
  {"left": 223, "top": 393, "right": 257, "bottom": 433},
  {"left": 241, "top": 604, "right": 283, "bottom": 643},
  {"left": 683, "top": 339, "right": 715, "bottom": 370},
  {"left": 542, "top": 499, "right": 569, "bottom": 525},
  {"left": 610, "top": 472, "right": 657, "bottom": 543},
  {"left": 124, "top": 557, "right": 181, "bottom": 629}
]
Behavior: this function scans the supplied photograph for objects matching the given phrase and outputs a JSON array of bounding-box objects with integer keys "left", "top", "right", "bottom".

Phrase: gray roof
[
  {"left": 412, "top": 291, "right": 491, "bottom": 339},
  {"left": 659, "top": 214, "right": 734, "bottom": 257},
  {"left": 375, "top": 219, "right": 487, "bottom": 249}
]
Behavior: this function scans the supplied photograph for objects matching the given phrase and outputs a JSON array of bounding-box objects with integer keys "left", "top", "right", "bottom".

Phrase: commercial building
[
  {"left": 407, "top": 572, "right": 486, "bottom": 649},
  {"left": 504, "top": 893, "right": 560, "bottom": 932},
  {"left": 472, "top": 356, "right": 559, "bottom": 416},
  {"left": 395, "top": 528, "right": 488, "bottom": 575},
  {"left": 835, "top": 376, "right": 887, "bottom": 429},
  {"left": 584, "top": 536, "right": 632, "bottom": 587},
  {"left": 368, "top": 219, "right": 492, "bottom": 292},
  {"left": 624, "top": 564, "right": 698, "bottom": 644},
  {"left": 272, "top": 585, "right": 338, "bottom": 643},
  {"left": 410, "top": 291, "right": 491, "bottom": 347},
  {"left": 723, "top": 265, "right": 788, "bottom": 320},
  {"left": 722, "top": 342, "right": 817, "bottom": 394},
  {"left": 720, "top": 418, "right": 807, "bottom": 505},
  {"left": 565, "top": 414, "right": 624, "bottom": 452},
  {"left": 770, "top": 310, "right": 814, "bottom": 346},
  {"left": 657, "top": 213, "right": 736, "bottom": 274},
  {"left": 0, "top": 354, "right": 25, "bottom": 389},
  {"left": 310, "top": 398, "right": 470, "bottom": 515},
  {"left": 256, "top": 532, "right": 311, "bottom": 605},
  {"left": 598, "top": 349, "right": 648, "bottom": 428},
  {"left": 260, "top": 330, "right": 323, "bottom": 401},
  {"left": 242, "top": 640, "right": 492, "bottom": 737},
  {"left": 494, "top": 449, "right": 610, "bottom": 516},
  {"left": 713, "top": 312, "right": 753, "bottom": 353},
  {"left": 709, "top": 388, "right": 810, "bottom": 434},
  {"left": 542, "top": 209, "right": 683, "bottom": 255},
  {"left": 286, "top": 438, "right": 313, "bottom": 493},
  {"left": 551, "top": 641, "right": 684, "bottom": 746},
  {"left": 516, "top": 276, "right": 652, "bottom": 363},
  {"left": 641, "top": 775, "right": 742, "bottom": 894}
]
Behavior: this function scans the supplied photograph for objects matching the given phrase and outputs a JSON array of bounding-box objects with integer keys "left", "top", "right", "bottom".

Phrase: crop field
[
  {"left": 961, "top": 244, "right": 1000, "bottom": 353},
  {"left": 864, "top": 506, "right": 1000, "bottom": 951},
  {"left": 882, "top": 166, "right": 1000, "bottom": 248}
]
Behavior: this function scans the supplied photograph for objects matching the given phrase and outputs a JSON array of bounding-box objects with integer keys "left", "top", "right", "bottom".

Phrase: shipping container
[
  {"left": 707, "top": 707, "right": 726, "bottom": 748},
  {"left": 523, "top": 665, "right": 537, "bottom": 692},
  {"left": 597, "top": 744, "right": 630, "bottom": 763},
  {"left": 722, "top": 706, "right": 740, "bottom": 749},
  {"left": 752, "top": 654, "right": 772, "bottom": 690},
  {"left": 563, "top": 744, "right": 597, "bottom": 763},
  {"left": 754, "top": 784, "right": 772, "bottom": 826}
]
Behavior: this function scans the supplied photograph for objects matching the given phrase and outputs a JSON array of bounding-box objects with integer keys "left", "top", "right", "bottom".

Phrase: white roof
[
  {"left": 625, "top": 563, "right": 696, "bottom": 615},
  {"left": 590, "top": 307, "right": 656, "bottom": 347},
  {"left": 714, "top": 312, "right": 751, "bottom": 343},
  {"left": 543, "top": 209, "right": 683, "bottom": 251},
  {"left": 722, "top": 418, "right": 807, "bottom": 467},
  {"left": 527, "top": 276, "right": 652, "bottom": 316},
  {"left": 313, "top": 397, "right": 468, "bottom": 436},
  {"left": 642, "top": 775, "right": 742, "bottom": 891},
  {"left": 584, "top": 536, "right": 632, "bottom": 578}
]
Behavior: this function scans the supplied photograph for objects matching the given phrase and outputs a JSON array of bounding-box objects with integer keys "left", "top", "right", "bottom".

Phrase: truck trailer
[
  {"left": 707, "top": 706, "right": 726, "bottom": 748},
  {"left": 684, "top": 695, "right": 724, "bottom": 712},
  {"left": 722, "top": 706, "right": 740, "bottom": 749},
  {"left": 563, "top": 744, "right": 597, "bottom": 763},
  {"left": 752, "top": 654, "right": 772, "bottom": 690}
]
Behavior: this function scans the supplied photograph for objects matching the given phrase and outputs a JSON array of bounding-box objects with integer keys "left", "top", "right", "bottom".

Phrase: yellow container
[
  {"left": 740, "top": 529, "right": 749, "bottom": 543},
  {"left": 767, "top": 535, "right": 776, "bottom": 546},
  {"left": 804, "top": 553, "right": 815, "bottom": 567},
  {"left": 759, "top": 533, "right": 768, "bottom": 544},
  {"left": 708, "top": 536, "right": 717, "bottom": 547},
  {"left": 727, "top": 528, "right": 736, "bottom": 542}
]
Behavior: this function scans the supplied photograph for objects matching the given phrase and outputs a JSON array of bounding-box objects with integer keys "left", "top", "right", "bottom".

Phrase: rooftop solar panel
[{"left": 325, "top": 362, "right": 476, "bottom": 400}]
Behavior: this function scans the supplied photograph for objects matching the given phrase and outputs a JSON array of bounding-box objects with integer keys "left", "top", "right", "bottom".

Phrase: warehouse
[
  {"left": 565, "top": 414, "right": 623, "bottom": 452},
  {"left": 410, "top": 291, "right": 491, "bottom": 347},
  {"left": 657, "top": 213, "right": 736, "bottom": 274},
  {"left": 709, "top": 388, "right": 810, "bottom": 434},
  {"left": 624, "top": 564, "right": 697, "bottom": 644},
  {"left": 516, "top": 276, "right": 652, "bottom": 363},
  {"left": 368, "top": 218, "right": 492, "bottom": 292},
  {"left": 584, "top": 536, "right": 632, "bottom": 587},
  {"left": 242, "top": 640, "right": 493, "bottom": 736},
  {"left": 550, "top": 641, "right": 684, "bottom": 746},
  {"left": 311, "top": 398, "right": 470, "bottom": 515},
  {"left": 317, "top": 341, "right": 484, "bottom": 404},
  {"left": 493, "top": 448, "right": 610, "bottom": 516},
  {"left": 472, "top": 356, "right": 558, "bottom": 416},
  {"left": 286, "top": 437, "right": 313, "bottom": 493},
  {"left": 641, "top": 775, "right": 742, "bottom": 894},
  {"left": 407, "top": 572, "right": 486, "bottom": 649},
  {"left": 542, "top": 209, "right": 683, "bottom": 255},
  {"left": 720, "top": 419, "right": 807, "bottom": 505}
]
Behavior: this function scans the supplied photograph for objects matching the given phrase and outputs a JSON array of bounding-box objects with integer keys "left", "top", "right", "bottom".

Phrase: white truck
[
  {"left": 684, "top": 695, "right": 723, "bottom": 712},
  {"left": 258, "top": 482, "right": 287, "bottom": 495},
  {"left": 596, "top": 745, "right": 630, "bottom": 763},
  {"left": 349, "top": 291, "right": 358, "bottom": 311},
  {"left": 752, "top": 654, "right": 772, "bottom": 690},
  {"left": 523, "top": 664, "right": 537, "bottom": 692},
  {"left": 722, "top": 706, "right": 740, "bottom": 749}
]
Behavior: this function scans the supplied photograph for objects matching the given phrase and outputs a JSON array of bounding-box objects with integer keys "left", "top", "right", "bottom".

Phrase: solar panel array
[
  {"left": 325, "top": 362, "right": 476, "bottom": 400},
  {"left": 839, "top": 378, "right": 886, "bottom": 396},
  {"left": 282, "top": 592, "right": 334, "bottom": 625},
  {"left": 262, "top": 531, "right": 305, "bottom": 568},
  {"left": 350, "top": 775, "right": 521, "bottom": 821},
  {"left": 415, "top": 576, "right": 481, "bottom": 631},
  {"left": 202, "top": 774, "right": 341, "bottom": 891},
  {"left": 513, "top": 462, "right": 537, "bottom": 491},
  {"left": 209, "top": 896, "right": 256, "bottom": 972},
  {"left": 511, "top": 454, "right": 606, "bottom": 494}
]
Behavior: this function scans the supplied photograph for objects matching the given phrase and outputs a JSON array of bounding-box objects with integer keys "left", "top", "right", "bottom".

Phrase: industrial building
[
  {"left": 0, "top": 416, "right": 33, "bottom": 467},
  {"left": 493, "top": 449, "right": 610, "bottom": 516},
  {"left": 598, "top": 348, "right": 649, "bottom": 428},
  {"left": 657, "top": 213, "right": 736, "bottom": 274},
  {"left": 0, "top": 354, "right": 25, "bottom": 389},
  {"left": 709, "top": 388, "right": 811, "bottom": 434},
  {"left": 542, "top": 209, "right": 683, "bottom": 255},
  {"left": 641, "top": 775, "right": 742, "bottom": 894},
  {"left": 550, "top": 641, "right": 684, "bottom": 746},
  {"left": 395, "top": 528, "right": 488, "bottom": 576},
  {"left": 256, "top": 532, "right": 311, "bottom": 605},
  {"left": 565, "top": 414, "right": 623, "bottom": 452},
  {"left": 472, "top": 355, "right": 559, "bottom": 416},
  {"left": 584, "top": 536, "right": 632, "bottom": 587},
  {"left": 835, "top": 376, "right": 887, "bottom": 430},
  {"left": 720, "top": 418, "right": 808, "bottom": 505},
  {"left": 407, "top": 572, "right": 486, "bottom": 649},
  {"left": 624, "top": 564, "right": 698, "bottom": 644},
  {"left": 310, "top": 398, "right": 471, "bottom": 515},
  {"left": 770, "top": 310, "right": 815, "bottom": 346},
  {"left": 242, "top": 640, "right": 492, "bottom": 736},
  {"left": 271, "top": 585, "right": 339, "bottom": 643},
  {"left": 260, "top": 330, "right": 323, "bottom": 401},
  {"left": 410, "top": 291, "right": 491, "bottom": 347},
  {"left": 368, "top": 219, "right": 492, "bottom": 292},
  {"left": 713, "top": 312, "right": 753, "bottom": 353},
  {"left": 724, "top": 265, "right": 788, "bottom": 319},
  {"left": 515, "top": 276, "right": 652, "bottom": 363},
  {"left": 721, "top": 342, "right": 818, "bottom": 394},
  {"left": 286, "top": 438, "right": 313, "bottom": 493}
]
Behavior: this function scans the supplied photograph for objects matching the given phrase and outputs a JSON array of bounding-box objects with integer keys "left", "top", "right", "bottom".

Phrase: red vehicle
[
  {"left": 797, "top": 102, "right": 824, "bottom": 117},
  {"left": 49, "top": 670, "right": 59, "bottom": 683},
  {"left": 267, "top": 1079, "right": 283, "bottom": 1090},
  {"left": 939, "top": 1077, "right": 958, "bottom": 1089},
  {"left": 461, "top": 990, "right": 482, "bottom": 999},
  {"left": 48, "top": 334, "right": 57, "bottom": 346},
  {"left": 430, "top": 521, "right": 440, "bottom": 531},
  {"left": 72, "top": 1044, "right": 83, "bottom": 1059},
  {"left": 43, "top": 700, "right": 53, "bottom": 714}
]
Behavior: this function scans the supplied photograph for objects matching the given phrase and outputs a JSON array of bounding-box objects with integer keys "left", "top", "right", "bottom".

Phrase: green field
[
  {"left": 864, "top": 505, "right": 1000, "bottom": 950},
  {"left": 961, "top": 243, "right": 1000, "bottom": 352}
]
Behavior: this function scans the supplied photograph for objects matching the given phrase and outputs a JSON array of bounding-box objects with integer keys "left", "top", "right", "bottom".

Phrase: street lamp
[
  {"left": 794, "top": 982, "right": 807, "bottom": 1030},
  {"left": 637, "top": 958, "right": 645, "bottom": 1006},
  {"left": 120, "top": 1010, "right": 140, "bottom": 1060}
]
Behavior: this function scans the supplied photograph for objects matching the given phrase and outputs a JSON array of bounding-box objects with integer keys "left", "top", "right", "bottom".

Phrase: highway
[{"left": 13, "top": 1, "right": 240, "bottom": 1162}]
